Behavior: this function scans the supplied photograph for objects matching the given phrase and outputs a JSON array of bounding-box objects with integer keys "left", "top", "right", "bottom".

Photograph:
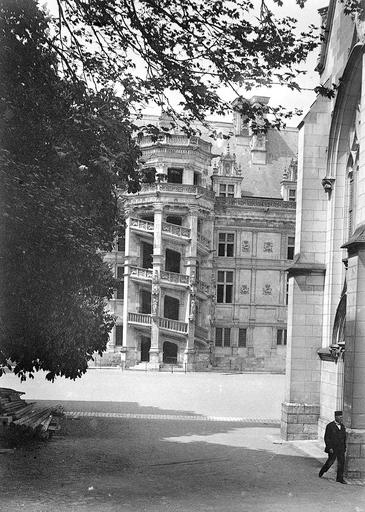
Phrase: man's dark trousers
[{"left": 319, "top": 448, "right": 345, "bottom": 481}]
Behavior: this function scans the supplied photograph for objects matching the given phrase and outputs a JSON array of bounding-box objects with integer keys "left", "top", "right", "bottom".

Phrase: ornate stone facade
[{"left": 102, "top": 99, "right": 297, "bottom": 373}]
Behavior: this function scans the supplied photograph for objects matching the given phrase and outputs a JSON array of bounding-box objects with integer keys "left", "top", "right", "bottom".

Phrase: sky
[
  {"left": 44, "top": 0, "right": 324, "bottom": 126},
  {"left": 245, "top": 0, "right": 322, "bottom": 125},
  {"left": 142, "top": 0, "right": 324, "bottom": 126}
]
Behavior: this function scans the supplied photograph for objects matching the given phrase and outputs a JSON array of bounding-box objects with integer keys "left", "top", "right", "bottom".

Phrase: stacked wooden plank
[{"left": 0, "top": 387, "right": 63, "bottom": 438}]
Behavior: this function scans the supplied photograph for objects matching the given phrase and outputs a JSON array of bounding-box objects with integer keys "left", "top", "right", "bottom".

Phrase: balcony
[
  {"left": 127, "top": 312, "right": 188, "bottom": 335},
  {"left": 158, "top": 317, "right": 188, "bottom": 334},
  {"left": 197, "top": 280, "right": 210, "bottom": 295},
  {"left": 128, "top": 312, "right": 152, "bottom": 326},
  {"left": 162, "top": 221, "right": 191, "bottom": 240},
  {"left": 130, "top": 266, "right": 153, "bottom": 281},
  {"left": 197, "top": 232, "right": 211, "bottom": 252},
  {"left": 139, "top": 134, "right": 211, "bottom": 153},
  {"left": 160, "top": 270, "right": 189, "bottom": 287},
  {"left": 131, "top": 183, "right": 215, "bottom": 201},
  {"left": 195, "top": 325, "right": 209, "bottom": 340},
  {"left": 130, "top": 217, "right": 154, "bottom": 234}
]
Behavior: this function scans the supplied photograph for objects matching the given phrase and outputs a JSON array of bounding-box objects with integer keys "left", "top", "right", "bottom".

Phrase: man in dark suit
[{"left": 319, "top": 411, "right": 347, "bottom": 483}]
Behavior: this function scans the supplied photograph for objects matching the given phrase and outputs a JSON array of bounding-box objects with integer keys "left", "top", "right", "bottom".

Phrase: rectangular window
[
  {"left": 287, "top": 236, "right": 295, "bottom": 260},
  {"left": 215, "top": 327, "right": 231, "bottom": 347},
  {"left": 277, "top": 329, "right": 287, "bottom": 346},
  {"left": 238, "top": 328, "right": 247, "bottom": 348},
  {"left": 117, "top": 236, "right": 125, "bottom": 252},
  {"left": 285, "top": 274, "right": 289, "bottom": 305},
  {"left": 288, "top": 189, "right": 296, "bottom": 202},
  {"left": 167, "top": 167, "right": 183, "bottom": 183},
  {"left": 218, "top": 233, "right": 234, "bottom": 257},
  {"left": 217, "top": 270, "right": 233, "bottom": 303},
  {"left": 116, "top": 266, "right": 124, "bottom": 299},
  {"left": 193, "top": 172, "right": 201, "bottom": 186},
  {"left": 215, "top": 327, "right": 223, "bottom": 347},
  {"left": 115, "top": 325, "right": 123, "bottom": 346},
  {"left": 219, "top": 184, "right": 235, "bottom": 197},
  {"left": 224, "top": 328, "right": 231, "bottom": 347}
]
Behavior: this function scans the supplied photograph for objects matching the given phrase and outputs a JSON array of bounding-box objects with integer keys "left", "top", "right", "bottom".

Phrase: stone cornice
[
  {"left": 341, "top": 223, "right": 365, "bottom": 254},
  {"left": 214, "top": 196, "right": 296, "bottom": 210},
  {"left": 286, "top": 256, "right": 326, "bottom": 276}
]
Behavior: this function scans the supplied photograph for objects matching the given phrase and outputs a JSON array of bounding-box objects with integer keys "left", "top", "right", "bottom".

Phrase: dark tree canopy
[{"left": 0, "top": 0, "right": 140, "bottom": 380}]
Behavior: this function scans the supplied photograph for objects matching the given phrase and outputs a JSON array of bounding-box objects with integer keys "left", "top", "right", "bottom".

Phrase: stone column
[
  {"left": 281, "top": 94, "right": 331, "bottom": 440},
  {"left": 149, "top": 203, "right": 163, "bottom": 370},
  {"left": 342, "top": 244, "right": 365, "bottom": 479},
  {"left": 184, "top": 207, "right": 199, "bottom": 370},
  {"left": 281, "top": 268, "right": 324, "bottom": 440},
  {"left": 121, "top": 210, "right": 134, "bottom": 367}
]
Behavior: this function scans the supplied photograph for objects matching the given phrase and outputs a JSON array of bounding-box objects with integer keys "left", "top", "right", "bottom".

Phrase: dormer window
[
  {"left": 288, "top": 189, "right": 296, "bottom": 202},
  {"left": 219, "top": 184, "right": 235, "bottom": 197}
]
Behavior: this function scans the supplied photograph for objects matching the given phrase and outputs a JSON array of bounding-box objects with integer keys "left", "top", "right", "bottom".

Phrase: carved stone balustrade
[
  {"left": 136, "top": 183, "right": 215, "bottom": 200},
  {"left": 158, "top": 317, "right": 188, "bottom": 334},
  {"left": 195, "top": 325, "right": 209, "bottom": 340},
  {"left": 215, "top": 196, "right": 296, "bottom": 210},
  {"left": 161, "top": 221, "right": 191, "bottom": 239},
  {"left": 139, "top": 134, "right": 211, "bottom": 153},
  {"left": 197, "top": 233, "right": 210, "bottom": 250},
  {"left": 130, "top": 266, "right": 153, "bottom": 281},
  {"left": 160, "top": 270, "right": 189, "bottom": 286},
  {"left": 197, "top": 280, "right": 210, "bottom": 295},
  {"left": 130, "top": 217, "right": 154, "bottom": 233},
  {"left": 128, "top": 312, "right": 152, "bottom": 325}
]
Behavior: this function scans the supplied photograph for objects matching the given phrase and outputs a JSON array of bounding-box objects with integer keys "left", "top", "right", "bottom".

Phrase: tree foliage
[
  {"left": 0, "top": 0, "right": 140, "bottom": 380},
  {"left": 53, "top": 0, "right": 320, "bottom": 130}
]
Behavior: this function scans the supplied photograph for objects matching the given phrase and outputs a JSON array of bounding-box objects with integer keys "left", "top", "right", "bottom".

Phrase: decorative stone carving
[
  {"left": 250, "top": 133, "right": 266, "bottom": 150},
  {"left": 321, "top": 177, "right": 335, "bottom": 193},
  {"left": 151, "top": 271, "right": 160, "bottom": 317},
  {"left": 263, "top": 284, "right": 272, "bottom": 295},
  {"left": 240, "top": 284, "right": 249, "bottom": 295},
  {"left": 189, "top": 295, "right": 196, "bottom": 321},
  {"left": 241, "top": 240, "right": 250, "bottom": 253},
  {"left": 263, "top": 241, "right": 273, "bottom": 253}
]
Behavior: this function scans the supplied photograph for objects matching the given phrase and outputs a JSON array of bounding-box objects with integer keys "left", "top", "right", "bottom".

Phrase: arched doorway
[
  {"left": 140, "top": 336, "right": 151, "bottom": 362},
  {"left": 163, "top": 341, "right": 178, "bottom": 364}
]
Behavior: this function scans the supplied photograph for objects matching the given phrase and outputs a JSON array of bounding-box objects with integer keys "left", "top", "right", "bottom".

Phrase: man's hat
[{"left": 334, "top": 411, "right": 343, "bottom": 416}]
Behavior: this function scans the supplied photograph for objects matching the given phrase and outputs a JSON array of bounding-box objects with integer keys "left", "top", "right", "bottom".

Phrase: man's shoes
[
  {"left": 318, "top": 469, "right": 325, "bottom": 478},
  {"left": 336, "top": 479, "right": 347, "bottom": 484}
]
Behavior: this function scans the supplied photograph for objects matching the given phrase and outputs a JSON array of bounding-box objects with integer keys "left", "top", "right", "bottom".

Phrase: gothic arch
[{"left": 326, "top": 43, "right": 363, "bottom": 183}]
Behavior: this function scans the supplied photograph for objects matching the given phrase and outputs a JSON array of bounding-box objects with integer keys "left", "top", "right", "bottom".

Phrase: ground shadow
[{"left": 1, "top": 402, "right": 362, "bottom": 512}]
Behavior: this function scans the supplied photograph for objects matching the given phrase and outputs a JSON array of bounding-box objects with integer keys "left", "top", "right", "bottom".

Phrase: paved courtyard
[
  {"left": 0, "top": 370, "right": 364, "bottom": 511},
  {"left": 0, "top": 369, "right": 284, "bottom": 419}
]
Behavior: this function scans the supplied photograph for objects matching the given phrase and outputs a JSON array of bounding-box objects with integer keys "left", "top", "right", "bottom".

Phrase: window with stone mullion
[
  {"left": 218, "top": 232, "right": 234, "bottom": 257},
  {"left": 217, "top": 270, "right": 233, "bottom": 303}
]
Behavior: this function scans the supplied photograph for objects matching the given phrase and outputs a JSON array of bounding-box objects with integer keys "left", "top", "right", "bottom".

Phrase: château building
[
  {"left": 282, "top": 0, "right": 365, "bottom": 480},
  {"left": 100, "top": 96, "right": 297, "bottom": 372}
]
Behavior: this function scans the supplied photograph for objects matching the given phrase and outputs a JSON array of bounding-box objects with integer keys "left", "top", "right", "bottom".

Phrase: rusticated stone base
[
  {"left": 345, "top": 428, "right": 365, "bottom": 480},
  {"left": 281, "top": 402, "right": 320, "bottom": 440}
]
